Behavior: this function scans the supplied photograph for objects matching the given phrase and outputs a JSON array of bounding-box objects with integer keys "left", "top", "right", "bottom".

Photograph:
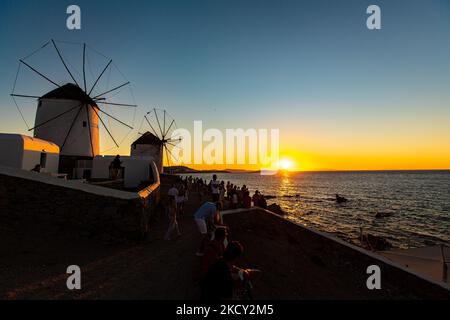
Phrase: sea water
[{"left": 184, "top": 171, "right": 450, "bottom": 249}]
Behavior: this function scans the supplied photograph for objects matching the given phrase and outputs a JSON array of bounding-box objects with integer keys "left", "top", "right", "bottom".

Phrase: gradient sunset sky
[{"left": 0, "top": 0, "right": 449, "bottom": 171}]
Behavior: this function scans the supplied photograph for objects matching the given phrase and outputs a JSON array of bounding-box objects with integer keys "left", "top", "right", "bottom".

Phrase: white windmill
[
  {"left": 132, "top": 108, "right": 181, "bottom": 174},
  {"left": 11, "top": 39, "right": 136, "bottom": 178}
]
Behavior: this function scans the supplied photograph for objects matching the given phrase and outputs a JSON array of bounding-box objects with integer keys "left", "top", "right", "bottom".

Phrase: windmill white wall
[
  {"left": 91, "top": 155, "right": 159, "bottom": 188},
  {"left": 34, "top": 98, "right": 99, "bottom": 157},
  {"left": 130, "top": 144, "right": 163, "bottom": 173},
  {"left": 0, "top": 133, "right": 60, "bottom": 173}
]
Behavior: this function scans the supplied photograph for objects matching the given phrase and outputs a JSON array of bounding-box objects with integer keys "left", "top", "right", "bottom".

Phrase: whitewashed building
[
  {"left": 130, "top": 132, "right": 163, "bottom": 173},
  {"left": 91, "top": 155, "right": 159, "bottom": 189},
  {"left": 0, "top": 133, "right": 59, "bottom": 173}
]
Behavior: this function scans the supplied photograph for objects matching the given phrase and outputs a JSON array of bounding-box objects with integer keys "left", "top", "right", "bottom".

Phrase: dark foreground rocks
[{"left": 267, "top": 203, "right": 285, "bottom": 216}]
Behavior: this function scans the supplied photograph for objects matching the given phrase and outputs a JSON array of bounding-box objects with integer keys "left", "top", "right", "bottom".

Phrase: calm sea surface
[{"left": 184, "top": 171, "right": 450, "bottom": 249}]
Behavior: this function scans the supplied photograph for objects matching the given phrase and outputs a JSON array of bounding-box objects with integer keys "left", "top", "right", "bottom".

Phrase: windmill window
[
  {"left": 83, "top": 121, "right": 87, "bottom": 127},
  {"left": 40, "top": 152, "right": 47, "bottom": 169}
]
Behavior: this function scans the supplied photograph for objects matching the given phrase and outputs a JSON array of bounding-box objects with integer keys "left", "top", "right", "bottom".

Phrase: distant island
[
  {"left": 164, "top": 166, "right": 260, "bottom": 174},
  {"left": 164, "top": 166, "right": 450, "bottom": 175}
]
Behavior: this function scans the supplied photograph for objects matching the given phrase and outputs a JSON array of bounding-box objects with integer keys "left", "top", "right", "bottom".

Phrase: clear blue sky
[{"left": 0, "top": 0, "right": 449, "bottom": 169}]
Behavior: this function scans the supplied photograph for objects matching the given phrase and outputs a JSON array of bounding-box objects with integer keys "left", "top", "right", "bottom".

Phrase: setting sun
[{"left": 279, "top": 158, "right": 294, "bottom": 171}]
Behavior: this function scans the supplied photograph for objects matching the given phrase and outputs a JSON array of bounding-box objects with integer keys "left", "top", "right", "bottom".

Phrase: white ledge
[{"left": 0, "top": 165, "right": 159, "bottom": 201}]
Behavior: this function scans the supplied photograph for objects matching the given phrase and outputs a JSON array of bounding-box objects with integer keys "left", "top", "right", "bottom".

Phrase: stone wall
[
  {"left": 223, "top": 208, "right": 450, "bottom": 299},
  {"left": 0, "top": 168, "right": 160, "bottom": 244}
]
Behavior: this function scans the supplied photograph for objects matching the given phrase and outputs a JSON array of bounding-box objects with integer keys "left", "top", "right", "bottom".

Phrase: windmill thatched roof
[
  {"left": 40, "top": 83, "right": 96, "bottom": 105},
  {"left": 132, "top": 132, "right": 161, "bottom": 146}
]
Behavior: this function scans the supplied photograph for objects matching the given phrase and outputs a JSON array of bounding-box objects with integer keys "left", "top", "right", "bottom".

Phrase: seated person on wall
[
  {"left": 242, "top": 191, "right": 252, "bottom": 209},
  {"left": 31, "top": 164, "right": 41, "bottom": 173},
  {"left": 110, "top": 154, "right": 123, "bottom": 180},
  {"left": 257, "top": 195, "right": 267, "bottom": 209},
  {"left": 252, "top": 190, "right": 260, "bottom": 207}
]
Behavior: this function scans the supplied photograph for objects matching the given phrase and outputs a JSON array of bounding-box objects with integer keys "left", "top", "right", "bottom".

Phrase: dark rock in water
[
  {"left": 335, "top": 194, "right": 348, "bottom": 203},
  {"left": 267, "top": 203, "right": 285, "bottom": 216},
  {"left": 264, "top": 194, "right": 301, "bottom": 200},
  {"left": 375, "top": 212, "right": 394, "bottom": 219},
  {"left": 364, "top": 234, "right": 392, "bottom": 251},
  {"left": 282, "top": 194, "right": 301, "bottom": 198}
]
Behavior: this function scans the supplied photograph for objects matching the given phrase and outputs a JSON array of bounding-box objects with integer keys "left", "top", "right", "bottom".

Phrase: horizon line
[{"left": 166, "top": 166, "right": 450, "bottom": 173}]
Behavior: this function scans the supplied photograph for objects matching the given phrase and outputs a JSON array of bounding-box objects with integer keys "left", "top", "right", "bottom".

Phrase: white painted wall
[
  {"left": 0, "top": 134, "right": 60, "bottom": 174},
  {"left": 92, "top": 155, "right": 159, "bottom": 188},
  {"left": 22, "top": 150, "right": 59, "bottom": 173},
  {"left": 131, "top": 144, "right": 163, "bottom": 173},
  {"left": 91, "top": 156, "right": 112, "bottom": 179},
  {"left": 124, "top": 158, "right": 156, "bottom": 188}
]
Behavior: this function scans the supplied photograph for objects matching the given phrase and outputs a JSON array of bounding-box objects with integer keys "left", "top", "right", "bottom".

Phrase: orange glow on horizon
[
  {"left": 165, "top": 149, "right": 450, "bottom": 172},
  {"left": 100, "top": 128, "right": 450, "bottom": 172}
]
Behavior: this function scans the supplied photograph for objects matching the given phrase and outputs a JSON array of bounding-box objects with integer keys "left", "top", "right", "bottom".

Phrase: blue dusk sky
[{"left": 0, "top": 0, "right": 449, "bottom": 170}]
